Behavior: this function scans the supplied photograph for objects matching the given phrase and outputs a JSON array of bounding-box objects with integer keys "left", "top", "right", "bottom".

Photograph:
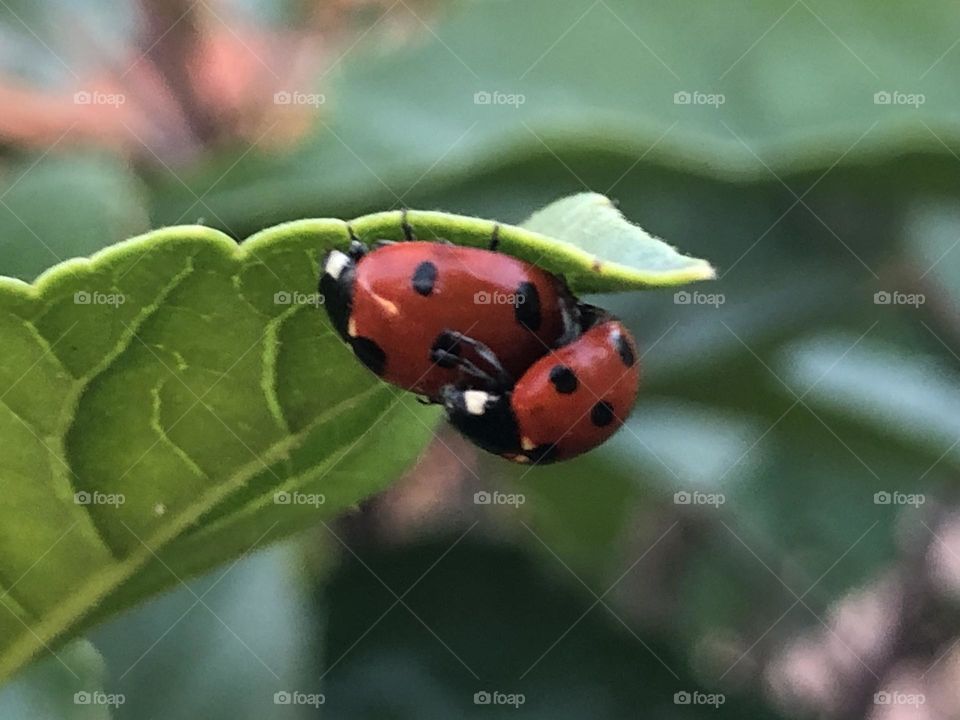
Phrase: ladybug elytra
[
  {"left": 440, "top": 314, "right": 641, "bottom": 464},
  {"left": 320, "top": 238, "right": 581, "bottom": 400}
]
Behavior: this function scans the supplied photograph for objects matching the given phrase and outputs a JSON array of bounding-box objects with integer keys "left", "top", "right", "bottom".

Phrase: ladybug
[
  {"left": 440, "top": 311, "right": 640, "bottom": 463},
  {"left": 319, "top": 234, "right": 581, "bottom": 400}
]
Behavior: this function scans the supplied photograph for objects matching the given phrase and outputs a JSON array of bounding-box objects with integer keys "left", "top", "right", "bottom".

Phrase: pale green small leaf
[
  {"left": 343, "top": 194, "right": 714, "bottom": 293},
  {"left": 521, "top": 193, "right": 716, "bottom": 291},
  {"left": 0, "top": 195, "right": 711, "bottom": 685}
]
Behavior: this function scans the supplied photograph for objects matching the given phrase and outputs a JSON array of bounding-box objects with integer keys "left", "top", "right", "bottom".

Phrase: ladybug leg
[
  {"left": 430, "top": 349, "right": 502, "bottom": 391},
  {"left": 488, "top": 223, "right": 501, "bottom": 252},
  {"left": 433, "top": 330, "right": 513, "bottom": 390},
  {"left": 401, "top": 208, "right": 416, "bottom": 241}
]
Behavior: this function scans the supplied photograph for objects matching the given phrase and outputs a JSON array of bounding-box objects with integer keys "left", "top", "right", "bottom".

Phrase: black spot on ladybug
[
  {"left": 350, "top": 336, "right": 386, "bottom": 376},
  {"left": 430, "top": 331, "right": 461, "bottom": 368},
  {"left": 613, "top": 331, "right": 635, "bottom": 368},
  {"left": 412, "top": 261, "right": 438, "bottom": 296},
  {"left": 515, "top": 281, "right": 542, "bottom": 331},
  {"left": 591, "top": 400, "right": 615, "bottom": 427},
  {"left": 548, "top": 365, "right": 578, "bottom": 394}
]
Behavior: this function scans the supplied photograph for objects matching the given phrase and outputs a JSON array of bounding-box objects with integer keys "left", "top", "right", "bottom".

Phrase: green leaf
[
  {"left": 0, "top": 196, "right": 711, "bottom": 685},
  {"left": 520, "top": 193, "right": 715, "bottom": 290},
  {"left": 0, "top": 222, "right": 432, "bottom": 686},
  {"left": 343, "top": 198, "right": 713, "bottom": 293}
]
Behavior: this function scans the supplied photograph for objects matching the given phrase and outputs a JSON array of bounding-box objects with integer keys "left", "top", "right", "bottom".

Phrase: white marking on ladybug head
[
  {"left": 463, "top": 390, "right": 489, "bottom": 416},
  {"left": 324, "top": 250, "right": 350, "bottom": 280},
  {"left": 347, "top": 317, "right": 357, "bottom": 337},
  {"left": 521, "top": 436, "right": 535, "bottom": 451}
]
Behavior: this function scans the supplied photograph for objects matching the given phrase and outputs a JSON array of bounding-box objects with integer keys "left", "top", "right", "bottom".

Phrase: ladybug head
[
  {"left": 318, "top": 249, "right": 357, "bottom": 340},
  {"left": 440, "top": 385, "right": 522, "bottom": 458}
]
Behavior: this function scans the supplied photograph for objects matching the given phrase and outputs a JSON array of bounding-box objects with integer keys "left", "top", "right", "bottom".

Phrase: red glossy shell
[
  {"left": 510, "top": 320, "right": 640, "bottom": 461},
  {"left": 348, "top": 242, "right": 571, "bottom": 397}
]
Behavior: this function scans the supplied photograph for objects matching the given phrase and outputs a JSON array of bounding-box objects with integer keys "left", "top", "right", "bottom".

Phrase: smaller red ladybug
[
  {"left": 319, "top": 232, "right": 581, "bottom": 400},
  {"left": 440, "top": 310, "right": 640, "bottom": 463}
]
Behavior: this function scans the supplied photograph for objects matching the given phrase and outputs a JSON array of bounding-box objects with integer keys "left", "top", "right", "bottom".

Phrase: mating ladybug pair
[{"left": 319, "top": 231, "right": 640, "bottom": 464}]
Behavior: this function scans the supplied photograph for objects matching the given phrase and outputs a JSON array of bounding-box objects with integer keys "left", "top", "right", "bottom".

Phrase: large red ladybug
[
  {"left": 440, "top": 312, "right": 640, "bottom": 463},
  {"left": 320, "top": 236, "right": 581, "bottom": 400}
]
